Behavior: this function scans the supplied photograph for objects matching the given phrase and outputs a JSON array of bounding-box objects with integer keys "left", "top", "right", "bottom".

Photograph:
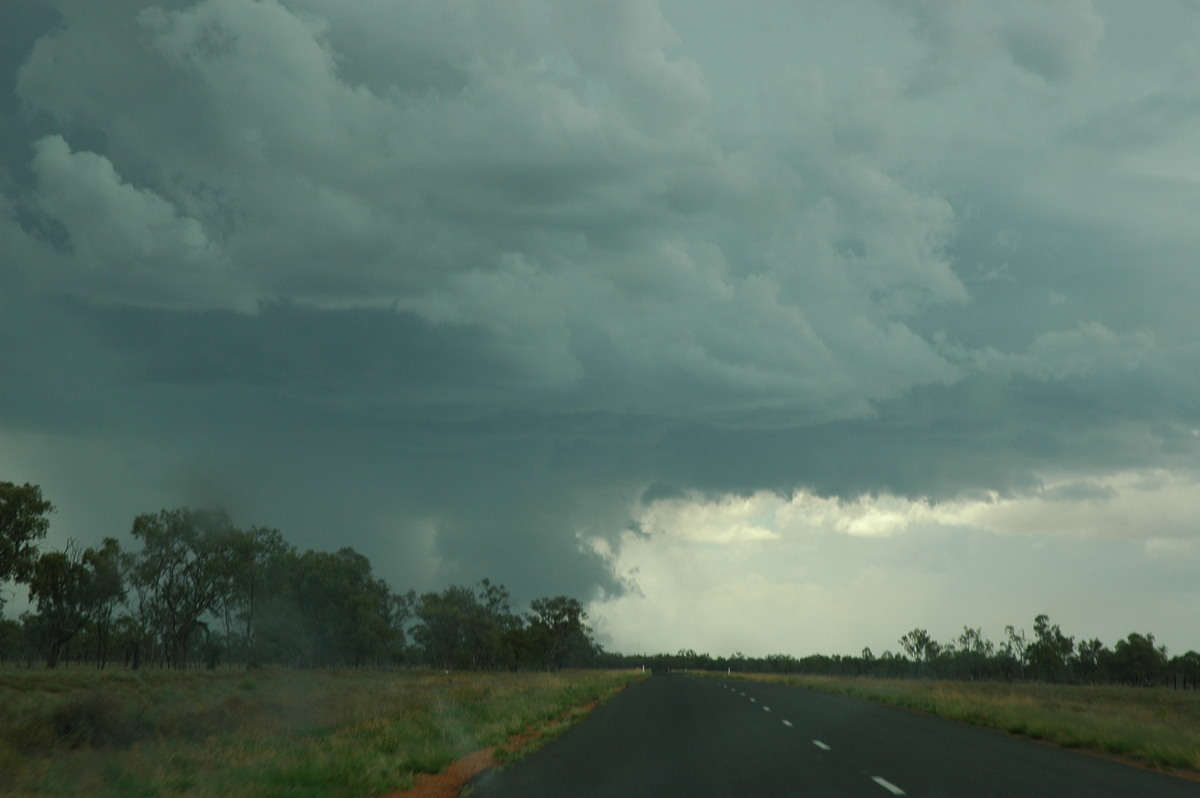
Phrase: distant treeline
[
  {"left": 5, "top": 482, "right": 1199, "bottom": 685},
  {"left": 596, "top": 618, "right": 1200, "bottom": 689},
  {"left": 0, "top": 482, "right": 597, "bottom": 671}
]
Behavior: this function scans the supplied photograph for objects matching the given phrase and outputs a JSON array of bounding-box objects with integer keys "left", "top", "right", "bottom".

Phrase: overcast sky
[{"left": 3, "top": 0, "right": 1200, "bottom": 658}]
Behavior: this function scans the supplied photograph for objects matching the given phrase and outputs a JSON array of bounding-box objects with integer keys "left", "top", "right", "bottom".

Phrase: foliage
[
  {"left": 288, "top": 547, "right": 395, "bottom": 667},
  {"left": 127, "top": 509, "right": 241, "bottom": 669},
  {"left": 27, "top": 539, "right": 125, "bottom": 668},
  {"left": 0, "top": 482, "right": 54, "bottom": 593},
  {"left": 527, "top": 595, "right": 596, "bottom": 670},
  {"left": 3, "top": 482, "right": 602, "bottom": 671},
  {"left": 0, "top": 666, "right": 644, "bottom": 796},
  {"left": 599, "top": 614, "right": 1200, "bottom": 691},
  {"left": 414, "top": 580, "right": 522, "bottom": 671}
]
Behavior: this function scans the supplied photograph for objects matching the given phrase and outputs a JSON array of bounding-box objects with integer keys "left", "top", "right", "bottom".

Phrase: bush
[{"left": 52, "top": 691, "right": 137, "bottom": 748}]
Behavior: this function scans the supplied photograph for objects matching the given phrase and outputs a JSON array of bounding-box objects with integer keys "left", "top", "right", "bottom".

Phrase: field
[
  {"left": 715, "top": 672, "right": 1200, "bottom": 774},
  {"left": 0, "top": 666, "right": 643, "bottom": 797}
]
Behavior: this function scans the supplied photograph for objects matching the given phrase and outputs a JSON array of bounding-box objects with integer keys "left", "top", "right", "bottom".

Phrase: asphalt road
[{"left": 470, "top": 673, "right": 1198, "bottom": 797}]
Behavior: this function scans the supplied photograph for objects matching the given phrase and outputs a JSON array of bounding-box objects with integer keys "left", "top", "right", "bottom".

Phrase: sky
[{"left": 2, "top": 0, "right": 1200, "bottom": 659}]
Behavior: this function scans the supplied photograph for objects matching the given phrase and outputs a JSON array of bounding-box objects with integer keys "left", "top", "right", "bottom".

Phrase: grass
[
  {"left": 710, "top": 672, "right": 1200, "bottom": 773},
  {"left": 0, "top": 666, "right": 643, "bottom": 797}
]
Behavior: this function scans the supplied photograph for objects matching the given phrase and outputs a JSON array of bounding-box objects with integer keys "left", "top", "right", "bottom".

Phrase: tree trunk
[
  {"left": 173, "top": 628, "right": 192, "bottom": 670},
  {"left": 46, "top": 637, "right": 63, "bottom": 669}
]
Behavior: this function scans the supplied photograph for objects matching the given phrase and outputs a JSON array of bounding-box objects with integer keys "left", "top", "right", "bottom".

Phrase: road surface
[{"left": 471, "top": 673, "right": 1198, "bottom": 797}]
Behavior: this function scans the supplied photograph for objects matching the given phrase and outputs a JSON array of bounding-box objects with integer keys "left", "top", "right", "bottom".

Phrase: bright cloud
[{"left": 589, "top": 471, "right": 1200, "bottom": 655}]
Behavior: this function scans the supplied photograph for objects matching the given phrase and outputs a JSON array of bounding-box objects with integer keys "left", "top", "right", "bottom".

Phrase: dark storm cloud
[
  {"left": 81, "top": 301, "right": 506, "bottom": 400},
  {"left": 4, "top": 0, "right": 1200, "bottom": 647},
  {"left": 647, "top": 375, "right": 1172, "bottom": 505},
  {"left": 0, "top": 1, "right": 61, "bottom": 189}
]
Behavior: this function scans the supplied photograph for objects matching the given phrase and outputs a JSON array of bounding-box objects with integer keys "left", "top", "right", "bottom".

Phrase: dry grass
[
  {"left": 717, "top": 672, "right": 1200, "bottom": 773},
  {"left": 0, "top": 667, "right": 642, "bottom": 797}
]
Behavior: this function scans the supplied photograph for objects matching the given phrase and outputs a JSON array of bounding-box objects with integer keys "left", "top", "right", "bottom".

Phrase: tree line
[
  {"left": 5, "top": 481, "right": 1198, "bottom": 685},
  {"left": 0, "top": 482, "right": 597, "bottom": 671},
  {"left": 596, "top": 617, "right": 1200, "bottom": 689}
]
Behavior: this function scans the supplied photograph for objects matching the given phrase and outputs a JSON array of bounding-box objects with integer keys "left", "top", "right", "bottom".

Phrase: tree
[
  {"left": 128, "top": 508, "right": 241, "bottom": 668},
  {"left": 414, "top": 580, "right": 522, "bottom": 670},
  {"left": 219, "top": 526, "right": 291, "bottom": 667},
  {"left": 0, "top": 482, "right": 54, "bottom": 599},
  {"left": 1027, "top": 614, "right": 1074, "bottom": 682},
  {"left": 27, "top": 539, "right": 125, "bottom": 668},
  {"left": 474, "top": 579, "right": 521, "bottom": 670},
  {"left": 0, "top": 617, "right": 21, "bottom": 663},
  {"left": 85, "top": 538, "right": 125, "bottom": 668},
  {"left": 387, "top": 589, "right": 416, "bottom": 663},
  {"left": 899, "top": 628, "right": 934, "bottom": 676},
  {"left": 1169, "top": 651, "right": 1200, "bottom": 689},
  {"left": 1112, "top": 632, "right": 1168, "bottom": 686},
  {"left": 1002, "top": 625, "right": 1028, "bottom": 680},
  {"left": 415, "top": 585, "right": 479, "bottom": 670},
  {"left": 1073, "top": 638, "right": 1110, "bottom": 684},
  {"left": 289, "top": 547, "right": 394, "bottom": 667},
  {"left": 955, "top": 626, "right": 994, "bottom": 681},
  {"left": 527, "top": 595, "right": 595, "bottom": 670}
]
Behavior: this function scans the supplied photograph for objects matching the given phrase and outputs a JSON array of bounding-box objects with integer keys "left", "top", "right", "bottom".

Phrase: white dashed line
[
  {"left": 749, "top": 697, "right": 756, "bottom": 703},
  {"left": 812, "top": 740, "right": 831, "bottom": 751},
  {"left": 762, "top": 705, "right": 771, "bottom": 712},
  {"left": 782, "top": 720, "right": 793, "bottom": 727},
  {"left": 872, "top": 776, "right": 906, "bottom": 795}
]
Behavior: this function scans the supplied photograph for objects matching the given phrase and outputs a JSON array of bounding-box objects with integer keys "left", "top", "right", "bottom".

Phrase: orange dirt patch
[
  {"left": 380, "top": 748, "right": 498, "bottom": 798},
  {"left": 381, "top": 693, "right": 613, "bottom": 798}
]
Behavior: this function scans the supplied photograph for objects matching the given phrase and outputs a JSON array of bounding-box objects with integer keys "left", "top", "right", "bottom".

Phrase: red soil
[
  {"left": 380, "top": 697, "right": 605, "bottom": 798},
  {"left": 380, "top": 747, "right": 498, "bottom": 798}
]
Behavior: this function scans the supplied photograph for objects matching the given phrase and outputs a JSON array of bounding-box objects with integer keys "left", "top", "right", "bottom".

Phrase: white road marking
[
  {"left": 872, "top": 776, "right": 906, "bottom": 795},
  {"left": 782, "top": 720, "right": 793, "bottom": 727},
  {"left": 812, "top": 740, "right": 831, "bottom": 751},
  {"left": 749, "top": 697, "right": 756, "bottom": 703},
  {"left": 762, "top": 705, "right": 771, "bottom": 712}
]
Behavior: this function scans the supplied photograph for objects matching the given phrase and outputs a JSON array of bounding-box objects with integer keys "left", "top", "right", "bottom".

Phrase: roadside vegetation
[
  {"left": 0, "top": 481, "right": 637, "bottom": 796},
  {"left": 1, "top": 482, "right": 599, "bottom": 672},
  {"left": 0, "top": 666, "right": 641, "bottom": 797},
  {"left": 712, "top": 672, "right": 1200, "bottom": 774}
]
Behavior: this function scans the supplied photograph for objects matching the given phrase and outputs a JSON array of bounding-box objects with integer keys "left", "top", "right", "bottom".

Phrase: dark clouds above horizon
[{"left": 3, "top": 0, "right": 1200, "bottom": 655}]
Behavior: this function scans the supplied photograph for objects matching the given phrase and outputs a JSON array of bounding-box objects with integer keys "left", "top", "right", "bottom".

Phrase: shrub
[{"left": 52, "top": 691, "right": 136, "bottom": 748}]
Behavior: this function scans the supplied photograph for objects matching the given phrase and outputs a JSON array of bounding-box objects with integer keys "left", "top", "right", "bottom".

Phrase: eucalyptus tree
[
  {"left": 898, "top": 628, "right": 934, "bottom": 676},
  {"left": 414, "top": 580, "right": 522, "bottom": 670},
  {"left": 1112, "top": 632, "right": 1168, "bottom": 686},
  {"left": 1027, "top": 614, "right": 1075, "bottom": 683},
  {"left": 0, "top": 482, "right": 53, "bottom": 601},
  {"left": 217, "top": 526, "right": 292, "bottom": 666},
  {"left": 1002, "top": 624, "right": 1029, "bottom": 680},
  {"left": 84, "top": 537, "right": 125, "bottom": 668},
  {"left": 415, "top": 584, "right": 484, "bottom": 670},
  {"left": 955, "top": 626, "right": 995, "bottom": 681},
  {"left": 27, "top": 538, "right": 125, "bottom": 668},
  {"left": 1073, "top": 638, "right": 1111, "bottom": 684},
  {"left": 289, "top": 546, "right": 394, "bottom": 667},
  {"left": 128, "top": 508, "right": 241, "bottom": 668},
  {"left": 527, "top": 595, "right": 595, "bottom": 669}
]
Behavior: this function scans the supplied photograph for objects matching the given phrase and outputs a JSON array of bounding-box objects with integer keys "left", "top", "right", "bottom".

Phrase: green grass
[
  {"left": 710, "top": 672, "right": 1200, "bottom": 773},
  {"left": 0, "top": 667, "right": 643, "bottom": 797}
]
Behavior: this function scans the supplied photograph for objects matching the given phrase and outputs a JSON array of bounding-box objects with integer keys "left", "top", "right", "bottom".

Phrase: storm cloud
[{"left": 3, "top": 0, "right": 1200, "bottom": 655}]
